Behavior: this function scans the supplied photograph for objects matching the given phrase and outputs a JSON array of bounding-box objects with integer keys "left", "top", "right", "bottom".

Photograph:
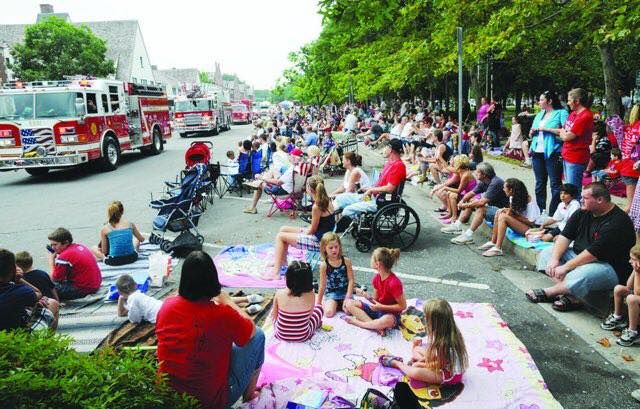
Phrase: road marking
[{"left": 141, "top": 236, "right": 490, "bottom": 290}]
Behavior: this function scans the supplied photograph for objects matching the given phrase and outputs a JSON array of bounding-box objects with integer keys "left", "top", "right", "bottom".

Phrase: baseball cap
[
  {"left": 290, "top": 148, "right": 304, "bottom": 157},
  {"left": 388, "top": 139, "right": 403, "bottom": 154}
]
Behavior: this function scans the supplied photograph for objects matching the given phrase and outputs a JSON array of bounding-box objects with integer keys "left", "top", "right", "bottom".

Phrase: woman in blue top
[
  {"left": 528, "top": 91, "right": 569, "bottom": 215},
  {"left": 92, "top": 201, "right": 145, "bottom": 266}
]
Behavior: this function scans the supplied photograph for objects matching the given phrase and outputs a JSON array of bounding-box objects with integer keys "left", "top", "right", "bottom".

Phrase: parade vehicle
[
  {"left": 0, "top": 77, "right": 171, "bottom": 176},
  {"left": 231, "top": 103, "right": 251, "bottom": 124},
  {"left": 173, "top": 94, "right": 232, "bottom": 137}
]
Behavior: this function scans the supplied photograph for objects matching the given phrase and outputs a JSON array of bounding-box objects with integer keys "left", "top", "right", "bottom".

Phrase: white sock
[
  {"left": 464, "top": 229, "right": 473, "bottom": 237},
  {"left": 613, "top": 313, "right": 623, "bottom": 320},
  {"left": 628, "top": 329, "right": 638, "bottom": 336}
]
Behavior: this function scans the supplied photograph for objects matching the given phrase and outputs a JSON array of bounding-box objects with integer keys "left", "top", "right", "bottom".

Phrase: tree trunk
[
  {"left": 598, "top": 42, "right": 622, "bottom": 117},
  {"left": 515, "top": 89, "right": 522, "bottom": 113}
]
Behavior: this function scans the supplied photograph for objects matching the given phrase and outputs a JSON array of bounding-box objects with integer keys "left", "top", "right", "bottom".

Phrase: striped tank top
[{"left": 274, "top": 304, "right": 324, "bottom": 343}]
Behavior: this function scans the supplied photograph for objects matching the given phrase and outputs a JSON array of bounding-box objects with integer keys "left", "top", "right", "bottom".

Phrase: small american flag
[{"left": 21, "top": 128, "right": 55, "bottom": 156}]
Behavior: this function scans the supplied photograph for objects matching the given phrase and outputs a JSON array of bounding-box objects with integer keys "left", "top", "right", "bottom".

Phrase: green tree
[{"left": 10, "top": 16, "right": 115, "bottom": 81}]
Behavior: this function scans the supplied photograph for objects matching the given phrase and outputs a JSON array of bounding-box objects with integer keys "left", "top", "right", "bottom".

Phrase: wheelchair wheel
[
  {"left": 149, "top": 233, "right": 160, "bottom": 245},
  {"left": 372, "top": 203, "right": 421, "bottom": 250},
  {"left": 355, "top": 237, "right": 372, "bottom": 253},
  {"left": 160, "top": 240, "right": 172, "bottom": 253}
]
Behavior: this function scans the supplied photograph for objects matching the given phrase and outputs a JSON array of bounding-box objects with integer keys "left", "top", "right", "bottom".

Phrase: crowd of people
[{"left": 3, "top": 90, "right": 640, "bottom": 406}]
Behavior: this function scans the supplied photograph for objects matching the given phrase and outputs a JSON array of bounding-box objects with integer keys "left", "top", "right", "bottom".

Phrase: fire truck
[
  {"left": 0, "top": 77, "right": 171, "bottom": 176},
  {"left": 173, "top": 94, "right": 232, "bottom": 137},
  {"left": 231, "top": 103, "right": 251, "bottom": 124}
]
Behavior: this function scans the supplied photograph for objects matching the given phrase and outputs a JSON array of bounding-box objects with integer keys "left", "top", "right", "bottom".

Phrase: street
[{"left": 1, "top": 125, "right": 638, "bottom": 408}]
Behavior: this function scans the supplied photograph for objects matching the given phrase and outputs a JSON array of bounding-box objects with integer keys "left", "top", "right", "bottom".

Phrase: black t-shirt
[
  {"left": 371, "top": 124, "right": 384, "bottom": 137},
  {"left": 24, "top": 269, "right": 56, "bottom": 299},
  {"left": 561, "top": 206, "right": 635, "bottom": 283},
  {"left": 0, "top": 282, "right": 37, "bottom": 331}
]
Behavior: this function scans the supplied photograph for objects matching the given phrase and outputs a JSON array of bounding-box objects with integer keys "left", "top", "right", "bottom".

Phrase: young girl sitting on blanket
[
  {"left": 344, "top": 247, "right": 407, "bottom": 336},
  {"left": 380, "top": 298, "right": 468, "bottom": 386},
  {"left": 272, "top": 261, "right": 324, "bottom": 342},
  {"left": 317, "top": 232, "right": 354, "bottom": 317}
]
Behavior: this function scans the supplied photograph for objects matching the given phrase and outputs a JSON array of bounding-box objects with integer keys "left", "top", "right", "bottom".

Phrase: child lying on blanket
[
  {"left": 272, "top": 261, "right": 324, "bottom": 342},
  {"left": 380, "top": 299, "right": 468, "bottom": 385},
  {"left": 317, "top": 232, "right": 354, "bottom": 318},
  {"left": 116, "top": 274, "right": 162, "bottom": 324},
  {"left": 344, "top": 247, "right": 407, "bottom": 336}
]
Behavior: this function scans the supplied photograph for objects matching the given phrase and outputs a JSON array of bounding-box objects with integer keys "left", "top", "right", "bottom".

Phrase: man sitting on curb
[
  {"left": 526, "top": 182, "right": 635, "bottom": 311},
  {"left": 441, "top": 162, "right": 509, "bottom": 244}
]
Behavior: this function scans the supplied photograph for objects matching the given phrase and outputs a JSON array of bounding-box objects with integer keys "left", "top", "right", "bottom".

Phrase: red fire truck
[
  {"left": 173, "top": 95, "right": 232, "bottom": 137},
  {"left": 0, "top": 77, "right": 171, "bottom": 176},
  {"left": 231, "top": 103, "right": 251, "bottom": 124}
]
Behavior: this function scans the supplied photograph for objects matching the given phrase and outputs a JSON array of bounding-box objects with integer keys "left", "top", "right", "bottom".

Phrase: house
[
  {"left": 153, "top": 67, "right": 202, "bottom": 98},
  {"left": 0, "top": 4, "right": 157, "bottom": 85}
]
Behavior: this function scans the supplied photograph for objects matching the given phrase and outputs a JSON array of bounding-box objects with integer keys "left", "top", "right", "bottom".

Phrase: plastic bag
[{"left": 148, "top": 252, "right": 171, "bottom": 287}]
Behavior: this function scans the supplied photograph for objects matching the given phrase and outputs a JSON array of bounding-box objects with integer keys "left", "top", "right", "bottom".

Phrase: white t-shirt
[
  {"left": 509, "top": 123, "right": 523, "bottom": 149},
  {"left": 401, "top": 121, "right": 415, "bottom": 139},
  {"left": 125, "top": 290, "right": 162, "bottom": 324},
  {"left": 279, "top": 165, "right": 295, "bottom": 193},
  {"left": 271, "top": 151, "right": 289, "bottom": 174},
  {"left": 525, "top": 198, "right": 541, "bottom": 222},
  {"left": 222, "top": 158, "right": 239, "bottom": 176},
  {"left": 344, "top": 114, "right": 358, "bottom": 131},
  {"left": 535, "top": 116, "right": 548, "bottom": 153},
  {"left": 390, "top": 123, "right": 404, "bottom": 139},
  {"left": 343, "top": 167, "right": 371, "bottom": 191},
  {"left": 551, "top": 199, "right": 580, "bottom": 231}
]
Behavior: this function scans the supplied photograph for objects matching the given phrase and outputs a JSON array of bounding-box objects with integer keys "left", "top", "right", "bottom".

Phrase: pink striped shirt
[{"left": 275, "top": 304, "right": 324, "bottom": 342}]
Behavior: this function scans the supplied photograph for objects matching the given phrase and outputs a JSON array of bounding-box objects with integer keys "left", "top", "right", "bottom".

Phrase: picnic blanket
[
  {"left": 214, "top": 243, "right": 318, "bottom": 288},
  {"left": 484, "top": 221, "right": 552, "bottom": 252},
  {"left": 244, "top": 300, "right": 561, "bottom": 409}
]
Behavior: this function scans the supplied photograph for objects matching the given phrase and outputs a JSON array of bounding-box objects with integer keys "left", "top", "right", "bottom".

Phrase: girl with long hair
[
  {"left": 265, "top": 176, "right": 335, "bottom": 279},
  {"left": 478, "top": 178, "right": 540, "bottom": 257},
  {"left": 380, "top": 298, "right": 468, "bottom": 386},
  {"left": 91, "top": 201, "right": 145, "bottom": 265},
  {"left": 317, "top": 232, "right": 354, "bottom": 317}
]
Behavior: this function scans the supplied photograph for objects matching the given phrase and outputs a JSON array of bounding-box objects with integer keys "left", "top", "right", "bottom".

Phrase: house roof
[
  {"left": 155, "top": 68, "right": 200, "bottom": 86},
  {"left": 0, "top": 20, "right": 140, "bottom": 81}
]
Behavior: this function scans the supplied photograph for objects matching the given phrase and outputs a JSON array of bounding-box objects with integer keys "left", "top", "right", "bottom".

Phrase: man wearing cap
[
  {"left": 244, "top": 148, "right": 304, "bottom": 214},
  {"left": 335, "top": 139, "right": 407, "bottom": 232}
]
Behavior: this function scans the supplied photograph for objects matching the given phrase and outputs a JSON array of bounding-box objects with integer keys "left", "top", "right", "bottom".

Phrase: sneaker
[
  {"left": 632, "top": 389, "right": 640, "bottom": 402},
  {"left": 246, "top": 294, "right": 264, "bottom": 305},
  {"left": 441, "top": 224, "right": 463, "bottom": 234},
  {"left": 520, "top": 162, "right": 532, "bottom": 168},
  {"left": 601, "top": 314, "right": 628, "bottom": 331},
  {"left": 246, "top": 304, "right": 264, "bottom": 315},
  {"left": 243, "top": 207, "right": 257, "bottom": 214},
  {"left": 616, "top": 328, "right": 640, "bottom": 347},
  {"left": 451, "top": 233, "right": 474, "bottom": 245}
]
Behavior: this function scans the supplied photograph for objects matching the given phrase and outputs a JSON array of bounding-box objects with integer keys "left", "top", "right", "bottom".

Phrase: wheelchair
[{"left": 342, "top": 182, "right": 421, "bottom": 252}]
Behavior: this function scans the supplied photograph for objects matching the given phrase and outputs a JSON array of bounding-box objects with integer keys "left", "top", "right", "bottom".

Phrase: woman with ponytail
[
  {"left": 92, "top": 201, "right": 145, "bottom": 265},
  {"left": 265, "top": 176, "right": 335, "bottom": 280}
]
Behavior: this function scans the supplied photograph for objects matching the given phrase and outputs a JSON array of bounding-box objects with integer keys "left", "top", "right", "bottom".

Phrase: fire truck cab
[
  {"left": 0, "top": 77, "right": 171, "bottom": 176},
  {"left": 173, "top": 95, "right": 232, "bottom": 137}
]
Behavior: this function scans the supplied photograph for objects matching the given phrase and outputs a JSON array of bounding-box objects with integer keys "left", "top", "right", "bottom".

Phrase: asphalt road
[{"left": 1, "top": 125, "right": 638, "bottom": 408}]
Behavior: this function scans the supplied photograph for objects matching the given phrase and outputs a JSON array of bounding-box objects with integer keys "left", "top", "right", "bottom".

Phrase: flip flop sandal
[
  {"left": 433, "top": 207, "right": 447, "bottom": 212},
  {"left": 552, "top": 295, "right": 583, "bottom": 312},
  {"left": 379, "top": 355, "right": 403, "bottom": 367},
  {"left": 525, "top": 288, "right": 553, "bottom": 303},
  {"left": 482, "top": 247, "right": 503, "bottom": 257}
]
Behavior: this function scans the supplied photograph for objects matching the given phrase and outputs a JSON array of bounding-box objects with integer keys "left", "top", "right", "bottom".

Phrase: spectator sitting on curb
[
  {"left": 47, "top": 227, "right": 102, "bottom": 301},
  {"left": 526, "top": 182, "right": 635, "bottom": 312},
  {"left": 15, "top": 251, "right": 59, "bottom": 301},
  {"left": 526, "top": 183, "right": 580, "bottom": 242},
  {"left": 441, "top": 162, "right": 509, "bottom": 244},
  {"left": 0, "top": 248, "right": 59, "bottom": 332}
]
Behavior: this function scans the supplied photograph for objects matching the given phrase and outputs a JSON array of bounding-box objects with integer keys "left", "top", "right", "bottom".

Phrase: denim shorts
[
  {"left": 484, "top": 205, "right": 500, "bottom": 223},
  {"left": 361, "top": 302, "right": 399, "bottom": 327},
  {"left": 265, "top": 185, "right": 288, "bottom": 195},
  {"left": 622, "top": 176, "right": 638, "bottom": 186},
  {"left": 227, "top": 329, "right": 265, "bottom": 408},
  {"left": 325, "top": 290, "right": 347, "bottom": 301}
]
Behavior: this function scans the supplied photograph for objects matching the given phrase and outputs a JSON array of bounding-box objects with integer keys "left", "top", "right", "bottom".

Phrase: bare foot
[{"left": 262, "top": 273, "right": 280, "bottom": 281}]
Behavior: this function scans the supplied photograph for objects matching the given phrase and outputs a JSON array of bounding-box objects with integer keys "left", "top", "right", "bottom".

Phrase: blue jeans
[
  {"left": 563, "top": 161, "right": 587, "bottom": 200},
  {"left": 338, "top": 193, "right": 377, "bottom": 218},
  {"left": 227, "top": 328, "right": 265, "bottom": 408},
  {"left": 536, "top": 247, "right": 618, "bottom": 299},
  {"left": 532, "top": 152, "right": 563, "bottom": 214}
]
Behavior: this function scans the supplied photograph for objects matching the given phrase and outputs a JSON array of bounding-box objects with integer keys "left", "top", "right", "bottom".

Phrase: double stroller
[{"left": 149, "top": 142, "right": 214, "bottom": 255}]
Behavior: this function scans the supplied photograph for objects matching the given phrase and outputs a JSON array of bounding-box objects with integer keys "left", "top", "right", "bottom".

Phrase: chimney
[
  {"left": 40, "top": 4, "right": 54, "bottom": 13},
  {"left": 151, "top": 65, "right": 157, "bottom": 70}
]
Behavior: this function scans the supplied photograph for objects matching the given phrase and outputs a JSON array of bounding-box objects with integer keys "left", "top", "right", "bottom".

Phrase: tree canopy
[
  {"left": 275, "top": 0, "right": 640, "bottom": 115},
  {"left": 10, "top": 16, "right": 115, "bottom": 81}
]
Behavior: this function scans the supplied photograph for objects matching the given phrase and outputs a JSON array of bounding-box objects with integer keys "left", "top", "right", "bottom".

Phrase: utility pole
[{"left": 457, "top": 27, "right": 463, "bottom": 153}]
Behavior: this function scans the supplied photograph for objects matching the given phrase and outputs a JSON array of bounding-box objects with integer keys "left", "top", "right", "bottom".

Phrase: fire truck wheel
[
  {"left": 147, "top": 127, "right": 163, "bottom": 155},
  {"left": 99, "top": 136, "right": 120, "bottom": 171},
  {"left": 212, "top": 122, "right": 220, "bottom": 136},
  {"left": 25, "top": 167, "right": 50, "bottom": 177},
  {"left": 179, "top": 132, "right": 187, "bottom": 138}
]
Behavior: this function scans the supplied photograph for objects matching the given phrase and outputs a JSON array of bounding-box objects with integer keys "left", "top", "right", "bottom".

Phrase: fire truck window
[
  {"left": 101, "top": 94, "right": 109, "bottom": 113},
  {"left": 86, "top": 93, "right": 98, "bottom": 114},
  {"left": 109, "top": 86, "right": 120, "bottom": 112}
]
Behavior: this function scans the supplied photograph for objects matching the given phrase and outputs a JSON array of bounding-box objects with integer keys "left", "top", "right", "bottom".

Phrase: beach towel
[
  {"left": 244, "top": 300, "right": 561, "bottom": 409},
  {"left": 214, "top": 243, "right": 317, "bottom": 288}
]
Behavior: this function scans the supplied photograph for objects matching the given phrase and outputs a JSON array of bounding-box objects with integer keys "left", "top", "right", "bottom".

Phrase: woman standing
[
  {"left": 560, "top": 88, "right": 594, "bottom": 199},
  {"left": 529, "top": 91, "right": 569, "bottom": 215}
]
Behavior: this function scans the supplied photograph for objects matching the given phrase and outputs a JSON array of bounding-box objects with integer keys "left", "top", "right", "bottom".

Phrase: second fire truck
[
  {"left": 0, "top": 77, "right": 172, "bottom": 176},
  {"left": 173, "top": 94, "right": 232, "bottom": 137}
]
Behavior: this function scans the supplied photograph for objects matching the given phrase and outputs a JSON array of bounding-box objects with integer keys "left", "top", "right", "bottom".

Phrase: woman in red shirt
[
  {"left": 156, "top": 251, "right": 264, "bottom": 408},
  {"left": 560, "top": 88, "right": 594, "bottom": 199}
]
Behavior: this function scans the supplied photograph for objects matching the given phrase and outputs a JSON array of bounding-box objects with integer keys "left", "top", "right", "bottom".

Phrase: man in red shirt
[
  {"left": 335, "top": 138, "right": 407, "bottom": 232},
  {"left": 156, "top": 251, "right": 264, "bottom": 408},
  {"left": 47, "top": 227, "right": 101, "bottom": 300},
  {"left": 560, "top": 88, "right": 594, "bottom": 198}
]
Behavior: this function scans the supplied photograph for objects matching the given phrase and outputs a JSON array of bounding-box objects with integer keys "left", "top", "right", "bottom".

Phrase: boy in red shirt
[{"left": 47, "top": 227, "right": 101, "bottom": 300}]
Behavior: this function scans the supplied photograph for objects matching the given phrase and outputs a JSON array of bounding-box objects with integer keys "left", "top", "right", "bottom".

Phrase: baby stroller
[
  {"left": 149, "top": 164, "right": 208, "bottom": 255},
  {"left": 166, "top": 141, "right": 215, "bottom": 209}
]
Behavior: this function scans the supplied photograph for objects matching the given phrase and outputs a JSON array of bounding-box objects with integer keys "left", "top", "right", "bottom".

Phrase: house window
[
  {"left": 140, "top": 56, "right": 143, "bottom": 68},
  {"left": 132, "top": 77, "right": 137, "bottom": 84},
  {"left": 141, "top": 79, "right": 147, "bottom": 85}
]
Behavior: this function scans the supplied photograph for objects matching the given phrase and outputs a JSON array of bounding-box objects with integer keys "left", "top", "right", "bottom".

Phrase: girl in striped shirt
[{"left": 272, "top": 261, "right": 324, "bottom": 342}]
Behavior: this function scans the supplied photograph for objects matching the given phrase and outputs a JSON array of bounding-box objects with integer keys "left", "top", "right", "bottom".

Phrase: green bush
[{"left": 0, "top": 330, "right": 198, "bottom": 409}]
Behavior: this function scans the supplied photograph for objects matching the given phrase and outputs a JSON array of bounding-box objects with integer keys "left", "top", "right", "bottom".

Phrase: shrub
[{"left": 0, "top": 330, "right": 198, "bottom": 409}]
